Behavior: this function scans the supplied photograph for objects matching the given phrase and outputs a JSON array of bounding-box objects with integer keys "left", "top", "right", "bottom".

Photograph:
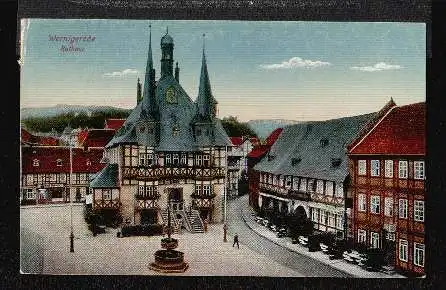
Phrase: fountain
[{"left": 149, "top": 200, "right": 189, "bottom": 273}]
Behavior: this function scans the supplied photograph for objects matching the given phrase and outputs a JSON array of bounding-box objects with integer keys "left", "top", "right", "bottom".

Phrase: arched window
[
  {"left": 56, "top": 159, "right": 62, "bottom": 167},
  {"left": 33, "top": 159, "right": 40, "bottom": 167}
]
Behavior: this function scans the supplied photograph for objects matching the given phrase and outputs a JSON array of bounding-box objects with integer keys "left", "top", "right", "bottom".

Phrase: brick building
[{"left": 348, "top": 101, "right": 425, "bottom": 276}]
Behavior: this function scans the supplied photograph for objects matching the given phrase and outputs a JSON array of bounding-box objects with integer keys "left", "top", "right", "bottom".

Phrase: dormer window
[
  {"left": 268, "top": 154, "right": 275, "bottom": 161},
  {"left": 291, "top": 158, "right": 302, "bottom": 166},
  {"left": 331, "top": 158, "right": 342, "bottom": 167},
  {"left": 320, "top": 138, "right": 329, "bottom": 147},
  {"left": 86, "top": 159, "right": 91, "bottom": 166},
  {"left": 196, "top": 128, "right": 202, "bottom": 136},
  {"left": 56, "top": 159, "right": 63, "bottom": 167},
  {"left": 33, "top": 159, "right": 39, "bottom": 167}
]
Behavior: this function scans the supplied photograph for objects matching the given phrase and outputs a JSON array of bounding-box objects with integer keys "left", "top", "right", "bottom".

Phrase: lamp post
[
  {"left": 69, "top": 133, "right": 74, "bottom": 252},
  {"left": 223, "top": 145, "right": 228, "bottom": 242}
]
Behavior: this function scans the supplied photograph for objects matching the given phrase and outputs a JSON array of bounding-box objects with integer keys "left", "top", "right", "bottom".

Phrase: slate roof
[
  {"left": 254, "top": 113, "right": 376, "bottom": 182},
  {"left": 21, "top": 146, "right": 105, "bottom": 174},
  {"left": 105, "top": 29, "right": 230, "bottom": 150},
  {"left": 89, "top": 163, "right": 119, "bottom": 188},
  {"left": 349, "top": 102, "right": 425, "bottom": 155}
]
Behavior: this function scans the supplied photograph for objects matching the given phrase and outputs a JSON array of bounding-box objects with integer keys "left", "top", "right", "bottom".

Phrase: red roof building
[
  {"left": 20, "top": 146, "right": 105, "bottom": 204},
  {"left": 78, "top": 129, "right": 116, "bottom": 148},
  {"left": 21, "top": 128, "right": 59, "bottom": 146},
  {"left": 247, "top": 128, "right": 283, "bottom": 209},
  {"left": 348, "top": 102, "right": 426, "bottom": 276},
  {"left": 104, "top": 118, "right": 125, "bottom": 131}
]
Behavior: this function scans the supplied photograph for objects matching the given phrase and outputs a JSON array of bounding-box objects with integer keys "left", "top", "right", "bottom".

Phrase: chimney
[{"left": 175, "top": 62, "right": 180, "bottom": 82}]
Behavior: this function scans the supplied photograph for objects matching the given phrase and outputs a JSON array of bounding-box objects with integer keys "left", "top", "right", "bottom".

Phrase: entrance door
[
  {"left": 168, "top": 188, "right": 184, "bottom": 211},
  {"left": 199, "top": 209, "right": 211, "bottom": 222}
]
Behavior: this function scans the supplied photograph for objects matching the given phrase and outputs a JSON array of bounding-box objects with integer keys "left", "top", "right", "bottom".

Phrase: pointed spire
[
  {"left": 141, "top": 24, "right": 157, "bottom": 118},
  {"left": 196, "top": 33, "right": 216, "bottom": 121}
]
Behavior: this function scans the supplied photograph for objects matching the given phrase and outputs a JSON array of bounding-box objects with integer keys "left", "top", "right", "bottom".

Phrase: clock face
[{"left": 165, "top": 86, "right": 177, "bottom": 104}]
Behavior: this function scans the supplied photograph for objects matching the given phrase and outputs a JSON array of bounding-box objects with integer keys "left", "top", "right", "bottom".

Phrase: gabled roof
[
  {"left": 247, "top": 128, "right": 283, "bottom": 158},
  {"left": 21, "top": 146, "right": 105, "bottom": 174},
  {"left": 349, "top": 102, "right": 425, "bottom": 155},
  {"left": 79, "top": 129, "right": 116, "bottom": 148},
  {"left": 254, "top": 113, "right": 376, "bottom": 182},
  {"left": 104, "top": 119, "right": 125, "bottom": 131},
  {"left": 89, "top": 163, "right": 119, "bottom": 188}
]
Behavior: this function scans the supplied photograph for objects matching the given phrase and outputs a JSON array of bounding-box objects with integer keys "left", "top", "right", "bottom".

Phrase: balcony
[
  {"left": 135, "top": 193, "right": 161, "bottom": 200},
  {"left": 122, "top": 166, "right": 225, "bottom": 181},
  {"left": 93, "top": 198, "right": 121, "bottom": 209}
]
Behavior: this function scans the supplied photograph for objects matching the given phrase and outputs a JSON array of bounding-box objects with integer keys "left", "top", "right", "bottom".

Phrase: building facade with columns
[{"left": 89, "top": 28, "right": 231, "bottom": 230}]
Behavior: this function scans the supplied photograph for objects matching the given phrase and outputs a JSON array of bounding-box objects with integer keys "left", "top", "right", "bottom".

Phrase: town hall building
[{"left": 88, "top": 28, "right": 231, "bottom": 232}]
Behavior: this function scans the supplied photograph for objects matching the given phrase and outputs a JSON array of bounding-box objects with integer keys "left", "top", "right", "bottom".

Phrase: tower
[{"left": 160, "top": 27, "right": 174, "bottom": 78}]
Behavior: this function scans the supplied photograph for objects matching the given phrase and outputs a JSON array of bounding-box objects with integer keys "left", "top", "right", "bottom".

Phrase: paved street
[
  {"left": 226, "top": 195, "right": 351, "bottom": 277},
  {"left": 20, "top": 204, "right": 303, "bottom": 276}
]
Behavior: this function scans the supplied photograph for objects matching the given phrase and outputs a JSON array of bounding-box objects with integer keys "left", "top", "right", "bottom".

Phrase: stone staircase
[
  {"left": 175, "top": 209, "right": 192, "bottom": 232},
  {"left": 188, "top": 209, "right": 204, "bottom": 233}
]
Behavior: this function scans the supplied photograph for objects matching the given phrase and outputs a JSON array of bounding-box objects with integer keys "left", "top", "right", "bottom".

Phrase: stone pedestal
[{"left": 149, "top": 237, "right": 188, "bottom": 273}]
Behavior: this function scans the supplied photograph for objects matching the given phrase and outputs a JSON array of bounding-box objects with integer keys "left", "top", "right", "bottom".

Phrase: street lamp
[{"left": 69, "top": 132, "right": 74, "bottom": 252}]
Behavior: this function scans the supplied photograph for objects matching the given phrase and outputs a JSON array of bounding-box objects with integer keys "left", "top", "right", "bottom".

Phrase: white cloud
[
  {"left": 350, "top": 62, "right": 402, "bottom": 72},
  {"left": 103, "top": 68, "right": 139, "bottom": 77},
  {"left": 259, "top": 57, "right": 331, "bottom": 70}
]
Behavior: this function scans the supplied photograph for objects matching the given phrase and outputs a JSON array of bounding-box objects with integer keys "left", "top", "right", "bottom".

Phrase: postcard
[{"left": 19, "top": 19, "right": 426, "bottom": 277}]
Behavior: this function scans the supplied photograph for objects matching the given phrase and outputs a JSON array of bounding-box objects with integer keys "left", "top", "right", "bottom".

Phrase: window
[
  {"left": 196, "top": 154, "right": 203, "bottom": 166},
  {"left": 414, "top": 200, "right": 424, "bottom": 222},
  {"left": 311, "top": 209, "right": 319, "bottom": 223},
  {"left": 371, "top": 160, "right": 380, "bottom": 177},
  {"left": 398, "top": 160, "right": 408, "bottom": 179},
  {"left": 336, "top": 215, "right": 343, "bottom": 229},
  {"left": 414, "top": 161, "right": 425, "bottom": 180},
  {"left": 26, "top": 189, "right": 35, "bottom": 199},
  {"left": 316, "top": 180, "right": 324, "bottom": 194},
  {"left": 103, "top": 189, "right": 111, "bottom": 200},
  {"left": 399, "top": 199, "right": 408, "bottom": 219},
  {"left": 414, "top": 243, "right": 425, "bottom": 267},
  {"left": 165, "top": 154, "right": 171, "bottom": 165},
  {"left": 358, "top": 160, "right": 366, "bottom": 175},
  {"left": 384, "top": 197, "right": 393, "bottom": 216},
  {"left": 285, "top": 176, "right": 292, "bottom": 188},
  {"left": 181, "top": 154, "right": 187, "bottom": 165},
  {"left": 307, "top": 179, "right": 315, "bottom": 192},
  {"left": 139, "top": 153, "right": 146, "bottom": 166},
  {"left": 203, "top": 154, "right": 210, "bottom": 167},
  {"left": 320, "top": 210, "right": 326, "bottom": 225},
  {"left": 327, "top": 212, "right": 336, "bottom": 227},
  {"left": 56, "top": 159, "right": 62, "bottom": 166},
  {"left": 370, "top": 195, "right": 380, "bottom": 214},
  {"left": 358, "top": 229, "right": 366, "bottom": 243},
  {"left": 370, "top": 232, "right": 380, "bottom": 248},
  {"left": 358, "top": 194, "right": 366, "bottom": 212},
  {"left": 195, "top": 184, "right": 202, "bottom": 194},
  {"left": 203, "top": 184, "right": 211, "bottom": 196},
  {"left": 399, "top": 239, "right": 408, "bottom": 262},
  {"left": 386, "top": 232, "right": 395, "bottom": 241},
  {"left": 325, "top": 181, "right": 333, "bottom": 196},
  {"left": 172, "top": 154, "right": 179, "bottom": 165},
  {"left": 385, "top": 160, "right": 393, "bottom": 178},
  {"left": 33, "top": 159, "right": 40, "bottom": 167},
  {"left": 86, "top": 159, "right": 91, "bottom": 166}
]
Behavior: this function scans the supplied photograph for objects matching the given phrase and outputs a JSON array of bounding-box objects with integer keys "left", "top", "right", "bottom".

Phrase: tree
[{"left": 221, "top": 116, "right": 257, "bottom": 137}]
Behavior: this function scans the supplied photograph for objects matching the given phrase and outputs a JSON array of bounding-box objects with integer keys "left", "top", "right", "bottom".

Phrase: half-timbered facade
[
  {"left": 348, "top": 102, "right": 425, "bottom": 276},
  {"left": 20, "top": 146, "right": 104, "bottom": 204},
  {"left": 253, "top": 113, "right": 377, "bottom": 239},
  {"left": 90, "top": 28, "right": 231, "bottom": 229}
]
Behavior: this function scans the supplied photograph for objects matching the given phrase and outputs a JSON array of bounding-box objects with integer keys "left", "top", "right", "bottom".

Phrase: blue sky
[{"left": 20, "top": 20, "right": 426, "bottom": 122}]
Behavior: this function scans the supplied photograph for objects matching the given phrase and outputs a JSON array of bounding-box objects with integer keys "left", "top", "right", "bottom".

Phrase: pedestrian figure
[{"left": 233, "top": 233, "right": 239, "bottom": 248}]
